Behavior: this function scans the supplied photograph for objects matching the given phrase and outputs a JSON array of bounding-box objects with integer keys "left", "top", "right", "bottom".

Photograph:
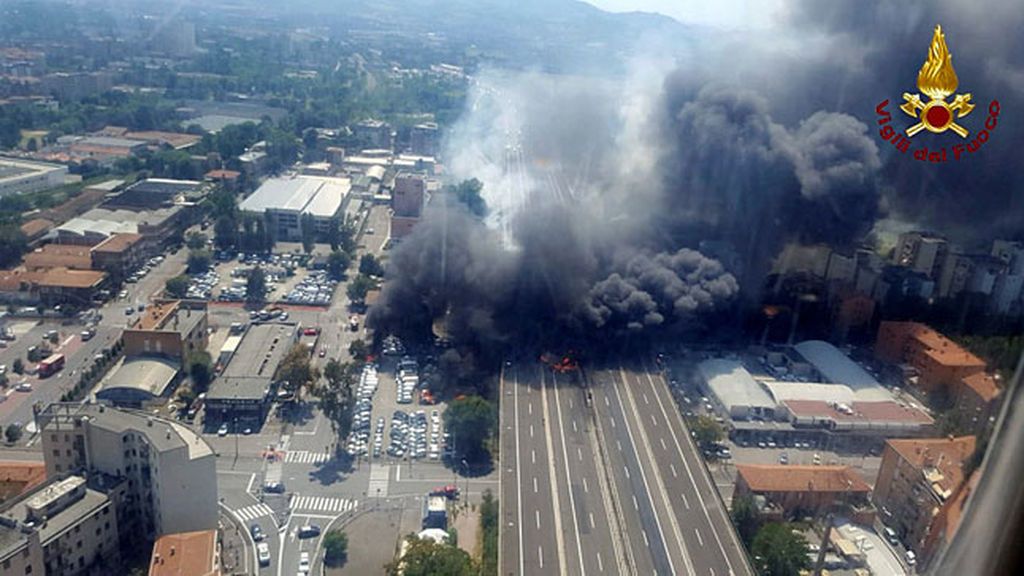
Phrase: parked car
[
  {"left": 250, "top": 524, "right": 264, "bottom": 542},
  {"left": 217, "top": 423, "right": 229, "bottom": 436},
  {"left": 257, "top": 542, "right": 270, "bottom": 566}
]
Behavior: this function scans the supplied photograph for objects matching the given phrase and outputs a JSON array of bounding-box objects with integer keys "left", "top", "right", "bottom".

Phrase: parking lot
[
  {"left": 345, "top": 338, "right": 451, "bottom": 466},
  {"left": 182, "top": 251, "right": 340, "bottom": 307}
]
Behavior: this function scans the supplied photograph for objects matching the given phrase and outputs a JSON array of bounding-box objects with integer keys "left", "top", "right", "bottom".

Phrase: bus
[{"left": 38, "top": 354, "right": 65, "bottom": 378}]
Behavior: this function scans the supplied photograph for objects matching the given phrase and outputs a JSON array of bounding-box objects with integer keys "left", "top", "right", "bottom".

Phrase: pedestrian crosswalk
[
  {"left": 234, "top": 503, "right": 274, "bottom": 522},
  {"left": 284, "top": 450, "right": 331, "bottom": 464},
  {"left": 290, "top": 495, "right": 358, "bottom": 514}
]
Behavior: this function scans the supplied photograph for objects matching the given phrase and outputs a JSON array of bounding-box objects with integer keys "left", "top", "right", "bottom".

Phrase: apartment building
[
  {"left": 0, "top": 475, "right": 121, "bottom": 576},
  {"left": 38, "top": 404, "right": 218, "bottom": 544},
  {"left": 875, "top": 321, "right": 986, "bottom": 393},
  {"left": 873, "top": 436, "right": 976, "bottom": 555}
]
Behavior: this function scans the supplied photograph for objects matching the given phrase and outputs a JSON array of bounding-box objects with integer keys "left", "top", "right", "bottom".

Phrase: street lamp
[{"left": 461, "top": 458, "right": 469, "bottom": 508}]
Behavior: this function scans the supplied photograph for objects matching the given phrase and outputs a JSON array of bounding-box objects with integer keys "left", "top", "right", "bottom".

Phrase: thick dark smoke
[{"left": 369, "top": 0, "right": 1020, "bottom": 365}]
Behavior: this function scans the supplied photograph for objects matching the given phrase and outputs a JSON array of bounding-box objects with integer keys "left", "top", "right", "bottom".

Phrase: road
[
  {"left": 501, "top": 359, "right": 753, "bottom": 576},
  {"left": 500, "top": 362, "right": 624, "bottom": 576}
]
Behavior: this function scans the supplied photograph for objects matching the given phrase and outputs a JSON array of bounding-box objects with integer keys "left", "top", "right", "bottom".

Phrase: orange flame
[{"left": 917, "top": 25, "right": 959, "bottom": 100}]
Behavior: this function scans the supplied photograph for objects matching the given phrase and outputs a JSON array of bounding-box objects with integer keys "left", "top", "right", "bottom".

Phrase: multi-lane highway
[{"left": 501, "top": 359, "right": 753, "bottom": 576}]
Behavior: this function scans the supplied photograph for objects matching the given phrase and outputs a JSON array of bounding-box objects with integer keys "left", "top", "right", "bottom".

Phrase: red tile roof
[
  {"left": 92, "top": 232, "right": 143, "bottom": 254},
  {"left": 961, "top": 372, "right": 1000, "bottom": 402},
  {"left": 149, "top": 530, "right": 220, "bottom": 576},
  {"left": 737, "top": 464, "right": 871, "bottom": 494},
  {"left": 886, "top": 436, "right": 975, "bottom": 496},
  {"left": 0, "top": 461, "right": 46, "bottom": 503}
]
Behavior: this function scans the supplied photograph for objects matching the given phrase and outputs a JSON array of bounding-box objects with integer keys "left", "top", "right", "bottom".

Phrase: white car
[
  {"left": 298, "top": 551, "right": 310, "bottom": 573},
  {"left": 15, "top": 382, "right": 32, "bottom": 392},
  {"left": 257, "top": 542, "right": 271, "bottom": 566}
]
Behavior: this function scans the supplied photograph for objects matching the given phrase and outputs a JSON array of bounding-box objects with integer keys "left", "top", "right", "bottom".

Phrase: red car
[
  {"left": 430, "top": 485, "right": 460, "bottom": 499},
  {"left": 303, "top": 327, "right": 320, "bottom": 336}
]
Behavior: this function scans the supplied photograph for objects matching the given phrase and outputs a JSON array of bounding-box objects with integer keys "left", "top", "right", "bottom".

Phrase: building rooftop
[
  {"left": 35, "top": 267, "right": 106, "bottom": 289},
  {"left": 134, "top": 300, "right": 204, "bottom": 334},
  {"left": 961, "top": 372, "right": 1000, "bottom": 402},
  {"left": 39, "top": 404, "right": 213, "bottom": 461},
  {"left": 885, "top": 322, "right": 986, "bottom": 368},
  {"left": 149, "top": 529, "right": 220, "bottom": 576},
  {"left": 239, "top": 175, "right": 350, "bottom": 218},
  {"left": 793, "top": 340, "right": 890, "bottom": 401},
  {"left": 0, "top": 476, "right": 110, "bottom": 547},
  {"left": 0, "top": 462, "right": 46, "bottom": 504},
  {"left": 783, "top": 400, "right": 934, "bottom": 429},
  {"left": 123, "top": 131, "right": 201, "bottom": 150},
  {"left": 0, "top": 157, "right": 66, "bottom": 180},
  {"left": 98, "top": 356, "right": 180, "bottom": 400},
  {"left": 886, "top": 436, "right": 976, "bottom": 499},
  {"left": 19, "top": 218, "right": 54, "bottom": 239},
  {"left": 210, "top": 322, "right": 297, "bottom": 402},
  {"left": 737, "top": 464, "right": 872, "bottom": 494},
  {"left": 22, "top": 244, "right": 93, "bottom": 270},
  {"left": 697, "top": 359, "right": 776, "bottom": 412},
  {"left": 91, "top": 232, "right": 144, "bottom": 254}
]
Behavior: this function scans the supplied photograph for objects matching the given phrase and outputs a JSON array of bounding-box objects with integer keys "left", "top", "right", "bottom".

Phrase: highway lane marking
[
  {"left": 536, "top": 509, "right": 541, "bottom": 529},
  {"left": 682, "top": 493, "right": 690, "bottom": 509},
  {"left": 632, "top": 495, "right": 639, "bottom": 510},
  {"left": 660, "top": 438, "right": 667, "bottom": 451},
  {"left": 553, "top": 370, "right": 587, "bottom": 576},
  {"left": 582, "top": 477, "right": 589, "bottom": 493},
  {"left": 530, "top": 424, "right": 534, "bottom": 438},
  {"left": 670, "top": 464, "right": 678, "bottom": 478},
  {"left": 540, "top": 368, "right": 570, "bottom": 576},
  {"left": 650, "top": 414, "right": 658, "bottom": 427},
  {"left": 624, "top": 466, "right": 630, "bottom": 479},
  {"left": 597, "top": 552, "right": 604, "bottom": 572},
  {"left": 616, "top": 440, "right": 622, "bottom": 451},
  {"left": 528, "top": 403, "right": 533, "bottom": 415},
  {"left": 604, "top": 396, "right": 610, "bottom": 407},
  {"left": 695, "top": 528, "right": 704, "bottom": 547},
  {"left": 609, "top": 417, "right": 616, "bottom": 429},
  {"left": 616, "top": 368, "right": 689, "bottom": 576},
  {"left": 642, "top": 529, "right": 650, "bottom": 547},
  {"left": 589, "top": 512, "right": 595, "bottom": 529},
  {"left": 539, "top": 546, "right": 544, "bottom": 569},
  {"left": 532, "top": 450, "right": 536, "bottom": 464},
  {"left": 577, "top": 447, "right": 583, "bottom": 461},
  {"left": 643, "top": 392, "right": 649, "bottom": 404},
  {"left": 572, "top": 420, "right": 578, "bottom": 433},
  {"left": 513, "top": 365, "right": 525, "bottom": 575},
  {"left": 641, "top": 365, "right": 740, "bottom": 576},
  {"left": 534, "top": 477, "right": 538, "bottom": 493}
]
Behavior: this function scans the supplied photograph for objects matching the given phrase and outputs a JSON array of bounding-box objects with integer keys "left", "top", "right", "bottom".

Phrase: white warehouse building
[
  {"left": 0, "top": 157, "right": 67, "bottom": 197},
  {"left": 697, "top": 359, "right": 777, "bottom": 421},
  {"left": 239, "top": 174, "right": 351, "bottom": 242}
]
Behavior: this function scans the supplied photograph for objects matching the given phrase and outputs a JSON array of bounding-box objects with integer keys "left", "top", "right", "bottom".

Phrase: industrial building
[
  {"left": 38, "top": 403, "right": 218, "bottom": 543},
  {"left": 239, "top": 175, "right": 351, "bottom": 242},
  {"left": 205, "top": 322, "right": 298, "bottom": 426},
  {"left": 698, "top": 341, "right": 933, "bottom": 449},
  {"left": 96, "top": 357, "right": 181, "bottom": 408},
  {"left": 0, "top": 157, "right": 67, "bottom": 197}
]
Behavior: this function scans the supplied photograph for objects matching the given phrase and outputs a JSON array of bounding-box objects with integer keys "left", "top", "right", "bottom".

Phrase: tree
[
  {"left": 751, "top": 523, "right": 811, "bottom": 576},
  {"left": 300, "top": 213, "right": 316, "bottom": 253},
  {"left": 276, "top": 343, "right": 319, "bottom": 391},
  {"left": 0, "top": 224, "right": 27, "bottom": 269},
  {"left": 346, "top": 274, "right": 375, "bottom": 303},
  {"left": 187, "top": 249, "right": 212, "bottom": 274},
  {"left": 444, "top": 395, "right": 496, "bottom": 464},
  {"left": 348, "top": 339, "right": 369, "bottom": 361},
  {"left": 327, "top": 250, "right": 350, "bottom": 280},
  {"left": 322, "top": 530, "right": 348, "bottom": 567},
  {"left": 4, "top": 423, "right": 22, "bottom": 444},
  {"left": 165, "top": 275, "right": 189, "bottom": 299},
  {"left": 359, "top": 254, "right": 385, "bottom": 277},
  {"left": 214, "top": 215, "right": 238, "bottom": 251},
  {"left": 186, "top": 231, "right": 208, "bottom": 251},
  {"left": 313, "top": 359, "right": 356, "bottom": 438},
  {"left": 386, "top": 537, "right": 475, "bottom": 576},
  {"left": 480, "top": 490, "right": 499, "bottom": 576},
  {"left": 12, "top": 359, "right": 23, "bottom": 375},
  {"left": 246, "top": 267, "right": 267, "bottom": 306},
  {"left": 731, "top": 493, "right": 762, "bottom": 547},
  {"left": 689, "top": 414, "right": 725, "bottom": 448},
  {"left": 448, "top": 178, "right": 487, "bottom": 218},
  {"left": 188, "top": 351, "right": 213, "bottom": 394}
]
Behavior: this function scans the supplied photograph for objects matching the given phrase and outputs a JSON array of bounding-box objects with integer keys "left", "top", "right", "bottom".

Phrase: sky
[{"left": 583, "top": 0, "right": 785, "bottom": 29}]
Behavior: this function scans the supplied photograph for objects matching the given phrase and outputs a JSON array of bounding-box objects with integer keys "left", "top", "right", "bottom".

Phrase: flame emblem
[{"left": 900, "top": 25, "right": 974, "bottom": 138}]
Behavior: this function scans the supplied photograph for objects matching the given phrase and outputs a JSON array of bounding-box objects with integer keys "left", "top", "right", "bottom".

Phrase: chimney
[{"left": 170, "top": 546, "right": 175, "bottom": 556}]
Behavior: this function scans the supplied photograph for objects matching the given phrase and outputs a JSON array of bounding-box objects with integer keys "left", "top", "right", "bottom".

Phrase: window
[
  {"left": 51, "top": 449, "right": 59, "bottom": 457},
  {"left": 55, "top": 464, "right": 61, "bottom": 472}
]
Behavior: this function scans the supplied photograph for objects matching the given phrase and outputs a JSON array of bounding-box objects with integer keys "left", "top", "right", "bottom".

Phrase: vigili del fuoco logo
[{"left": 875, "top": 25, "right": 1000, "bottom": 163}]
